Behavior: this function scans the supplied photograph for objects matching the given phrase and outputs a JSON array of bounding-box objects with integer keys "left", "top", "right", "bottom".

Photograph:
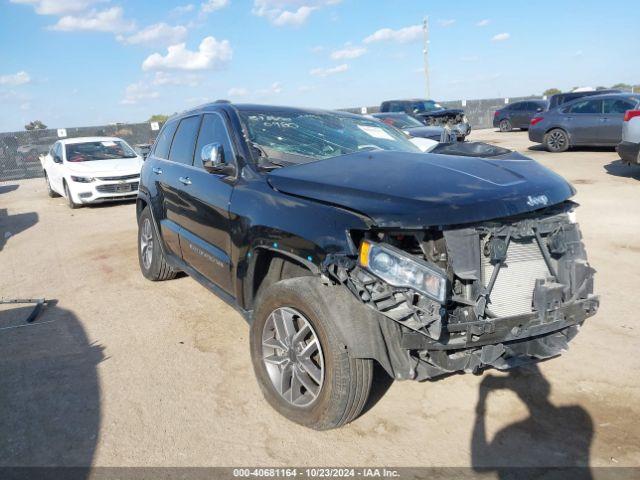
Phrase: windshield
[
  {"left": 411, "top": 100, "right": 443, "bottom": 113},
  {"left": 240, "top": 110, "right": 422, "bottom": 165},
  {"left": 375, "top": 114, "right": 424, "bottom": 129},
  {"left": 65, "top": 140, "right": 137, "bottom": 162}
]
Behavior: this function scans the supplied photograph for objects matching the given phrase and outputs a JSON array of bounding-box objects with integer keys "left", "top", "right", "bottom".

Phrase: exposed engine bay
[{"left": 324, "top": 202, "right": 599, "bottom": 380}]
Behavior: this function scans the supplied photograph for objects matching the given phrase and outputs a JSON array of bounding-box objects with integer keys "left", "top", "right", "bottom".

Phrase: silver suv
[{"left": 618, "top": 108, "right": 640, "bottom": 165}]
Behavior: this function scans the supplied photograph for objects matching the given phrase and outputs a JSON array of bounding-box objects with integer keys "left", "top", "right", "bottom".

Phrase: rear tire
[
  {"left": 63, "top": 181, "right": 80, "bottom": 209},
  {"left": 499, "top": 119, "right": 512, "bottom": 132},
  {"left": 543, "top": 128, "right": 570, "bottom": 152},
  {"left": 44, "top": 172, "right": 59, "bottom": 198},
  {"left": 138, "top": 207, "right": 177, "bottom": 281},
  {"left": 250, "top": 277, "right": 373, "bottom": 430}
]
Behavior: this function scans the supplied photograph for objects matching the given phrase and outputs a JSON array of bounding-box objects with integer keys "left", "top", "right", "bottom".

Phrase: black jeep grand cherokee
[{"left": 136, "top": 103, "right": 598, "bottom": 430}]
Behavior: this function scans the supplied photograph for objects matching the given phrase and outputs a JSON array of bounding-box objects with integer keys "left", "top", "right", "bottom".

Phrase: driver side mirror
[
  {"left": 53, "top": 154, "right": 62, "bottom": 164},
  {"left": 201, "top": 143, "right": 235, "bottom": 176}
]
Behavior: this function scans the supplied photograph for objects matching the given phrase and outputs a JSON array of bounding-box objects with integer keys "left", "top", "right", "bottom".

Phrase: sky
[{"left": 1, "top": 0, "right": 639, "bottom": 132}]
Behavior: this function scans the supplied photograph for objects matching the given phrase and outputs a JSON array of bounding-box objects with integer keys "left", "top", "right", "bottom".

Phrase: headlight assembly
[
  {"left": 70, "top": 176, "right": 95, "bottom": 183},
  {"left": 359, "top": 240, "right": 448, "bottom": 303}
]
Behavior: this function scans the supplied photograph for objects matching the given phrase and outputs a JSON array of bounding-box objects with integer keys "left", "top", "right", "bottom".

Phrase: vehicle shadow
[
  {"left": 471, "top": 363, "right": 593, "bottom": 479},
  {"left": 528, "top": 145, "right": 617, "bottom": 153},
  {"left": 0, "top": 184, "right": 19, "bottom": 195},
  {"left": 604, "top": 159, "right": 640, "bottom": 180},
  {"left": 0, "top": 302, "right": 104, "bottom": 471},
  {"left": 0, "top": 208, "right": 38, "bottom": 252}
]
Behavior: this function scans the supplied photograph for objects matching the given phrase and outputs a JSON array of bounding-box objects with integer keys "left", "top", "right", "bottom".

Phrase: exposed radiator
[{"left": 481, "top": 239, "right": 551, "bottom": 317}]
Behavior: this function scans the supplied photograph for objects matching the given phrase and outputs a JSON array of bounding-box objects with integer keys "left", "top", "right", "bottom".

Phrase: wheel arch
[{"left": 243, "top": 247, "right": 319, "bottom": 312}]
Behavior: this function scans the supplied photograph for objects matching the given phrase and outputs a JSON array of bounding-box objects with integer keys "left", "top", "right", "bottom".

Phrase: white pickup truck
[{"left": 618, "top": 109, "right": 640, "bottom": 165}]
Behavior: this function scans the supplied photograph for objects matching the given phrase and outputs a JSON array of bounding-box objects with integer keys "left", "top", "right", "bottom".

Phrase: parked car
[
  {"left": 529, "top": 93, "right": 640, "bottom": 152},
  {"left": 548, "top": 89, "right": 621, "bottom": 110},
  {"left": 40, "top": 136, "right": 143, "bottom": 208},
  {"left": 137, "top": 103, "right": 598, "bottom": 430},
  {"left": 493, "top": 99, "right": 548, "bottom": 132},
  {"left": 618, "top": 109, "right": 640, "bottom": 164},
  {"left": 379, "top": 98, "right": 471, "bottom": 140}
]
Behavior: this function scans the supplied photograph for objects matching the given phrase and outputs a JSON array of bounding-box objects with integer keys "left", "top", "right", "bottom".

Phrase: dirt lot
[{"left": 1, "top": 129, "right": 639, "bottom": 471}]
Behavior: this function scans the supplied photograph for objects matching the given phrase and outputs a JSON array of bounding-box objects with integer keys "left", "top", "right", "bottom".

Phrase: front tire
[
  {"left": 138, "top": 207, "right": 177, "bottom": 281},
  {"left": 63, "top": 181, "right": 80, "bottom": 209},
  {"left": 250, "top": 277, "right": 373, "bottom": 430},
  {"left": 499, "top": 119, "right": 512, "bottom": 132},
  {"left": 44, "top": 172, "right": 59, "bottom": 198},
  {"left": 544, "top": 128, "right": 570, "bottom": 152}
]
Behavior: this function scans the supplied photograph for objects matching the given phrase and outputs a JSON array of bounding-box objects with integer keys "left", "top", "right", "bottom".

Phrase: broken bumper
[{"left": 325, "top": 209, "right": 598, "bottom": 380}]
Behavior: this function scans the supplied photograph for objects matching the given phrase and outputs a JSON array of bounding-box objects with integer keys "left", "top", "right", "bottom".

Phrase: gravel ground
[{"left": 1, "top": 129, "right": 639, "bottom": 471}]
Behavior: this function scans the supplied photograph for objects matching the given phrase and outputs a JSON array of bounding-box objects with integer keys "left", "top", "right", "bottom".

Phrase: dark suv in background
[
  {"left": 529, "top": 93, "right": 640, "bottom": 152},
  {"left": 136, "top": 102, "right": 598, "bottom": 430},
  {"left": 493, "top": 99, "right": 548, "bottom": 132}
]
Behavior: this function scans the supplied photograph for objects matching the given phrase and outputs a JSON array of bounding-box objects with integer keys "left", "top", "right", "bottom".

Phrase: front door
[{"left": 175, "top": 112, "right": 236, "bottom": 294}]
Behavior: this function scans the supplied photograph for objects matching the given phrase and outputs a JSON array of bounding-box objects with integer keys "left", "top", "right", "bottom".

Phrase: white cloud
[
  {"left": 20, "top": 102, "right": 31, "bottom": 111},
  {"left": 310, "top": 63, "right": 348, "bottom": 77},
  {"left": 252, "top": 0, "right": 339, "bottom": 27},
  {"left": 51, "top": 7, "right": 135, "bottom": 33},
  {"left": 227, "top": 87, "right": 249, "bottom": 97},
  {"left": 142, "top": 36, "right": 232, "bottom": 71},
  {"left": 492, "top": 32, "right": 510, "bottom": 42},
  {"left": 0, "top": 71, "right": 31, "bottom": 86},
  {"left": 9, "top": 0, "right": 102, "bottom": 15},
  {"left": 121, "top": 82, "right": 159, "bottom": 105},
  {"left": 172, "top": 3, "right": 195, "bottom": 14},
  {"left": 152, "top": 71, "right": 202, "bottom": 87},
  {"left": 201, "top": 0, "right": 228, "bottom": 13},
  {"left": 118, "top": 23, "right": 187, "bottom": 46},
  {"left": 476, "top": 19, "right": 490, "bottom": 27},
  {"left": 437, "top": 19, "right": 455, "bottom": 27},
  {"left": 257, "top": 82, "right": 283, "bottom": 94},
  {"left": 330, "top": 46, "right": 366, "bottom": 60},
  {"left": 363, "top": 24, "right": 422, "bottom": 44}
]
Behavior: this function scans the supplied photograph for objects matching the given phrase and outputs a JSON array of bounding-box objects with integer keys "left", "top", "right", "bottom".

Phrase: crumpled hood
[
  {"left": 66, "top": 157, "right": 143, "bottom": 177},
  {"left": 267, "top": 150, "right": 575, "bottom": 228}
]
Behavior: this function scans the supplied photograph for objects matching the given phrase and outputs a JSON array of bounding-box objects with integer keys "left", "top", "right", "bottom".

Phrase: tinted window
[
  {"left": 168, "top": 116, "right": 201, "bottom": 165},
  {"left": 569, "top": 99, "right": 602, "bottom": 114},
  {"left": 603, "top": 98, "right": 636, "bottom": 114},
  {"left": 154, "top": 120, "right": 178, "bottom": 159},
  {"left": 389, "top": 102, "right": 405, "bottom": 113},
  {"left": 194, "top": 113, "right": 235, "bottom": 169},
  {"left": 511, "top": 102, "right": 526, "bottom": 111}
]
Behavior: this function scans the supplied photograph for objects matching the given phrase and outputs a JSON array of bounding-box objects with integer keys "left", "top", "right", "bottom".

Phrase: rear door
[
  {"left": 601, "top": 98, "right": 637, "bottom": 145},
  {"left": 175, "top": 112, "right": 236, "bottom": 293},
  {"left": 511, "top": 102, "right": 529, "bottom": 128},
  {"left": 565, "top": 99, "right": 603, "bottom": 144}
]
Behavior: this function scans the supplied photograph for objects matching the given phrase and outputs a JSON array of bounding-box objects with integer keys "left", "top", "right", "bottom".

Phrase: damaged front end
[{"left": 324, "top": 202, "right": 599, "bottom": 381}]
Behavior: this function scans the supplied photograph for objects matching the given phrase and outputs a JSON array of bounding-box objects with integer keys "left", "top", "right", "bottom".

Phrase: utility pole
[{"left": 423, "top": 17, "right": 430, "bottom": 99}]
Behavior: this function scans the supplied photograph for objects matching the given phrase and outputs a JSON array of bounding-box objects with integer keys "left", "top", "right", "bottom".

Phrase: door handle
[
  {"left": 152, "top": 167, "right": 163, "bottom": 175},
  {"left": 179, "top": 176, "right": 192, "bottom": 185}
]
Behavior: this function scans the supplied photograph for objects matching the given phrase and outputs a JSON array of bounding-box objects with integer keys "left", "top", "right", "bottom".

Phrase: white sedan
[{"left": 40, "top": 137, "right": 144, "bottom": 209}]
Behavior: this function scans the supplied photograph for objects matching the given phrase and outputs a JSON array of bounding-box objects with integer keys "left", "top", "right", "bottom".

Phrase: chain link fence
[
  {"left": 0, "top": 122, "right": 161, "bottom": 182},
  {"left": 342, "top": 95, "right": 542, "bottom": 129}
]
